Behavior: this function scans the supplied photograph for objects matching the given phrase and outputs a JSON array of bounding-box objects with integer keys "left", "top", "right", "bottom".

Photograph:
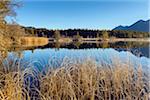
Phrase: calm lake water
[{"left": 3, "top": 41, "right": 149, "bottom": 72}]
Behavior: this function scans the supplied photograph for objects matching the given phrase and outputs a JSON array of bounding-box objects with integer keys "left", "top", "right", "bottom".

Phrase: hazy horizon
[{"left": 9, "top": 0, "right": 149, "bottom": 30}]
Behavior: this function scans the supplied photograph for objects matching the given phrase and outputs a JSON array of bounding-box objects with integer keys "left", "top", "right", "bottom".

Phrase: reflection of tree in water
[
  {"left": 102, "top": 42, "right": 109, "bottom": 48},
  {"left": 96, "top": 42, "right": 101, "bottom": 48},
  {"left": 74, "top": 41, "right": 81, "bottom": 48},
  {"left": 115, "top": 42, "right": 149, "bottom": 57},
  {"left": 0, "top": 41, "right": 149, "bottom": 59},
  {"left": 125, "top": 42, "right": 147, "bottom": 57},
  {"left": 110, "top": 42, "right": 149, "bottom": 49},
  {"left": 32, "top": 49, "right": 34, "bottom": 53},
  {"left": 54, "top": 41, "right": 61, "bottom": 50}
]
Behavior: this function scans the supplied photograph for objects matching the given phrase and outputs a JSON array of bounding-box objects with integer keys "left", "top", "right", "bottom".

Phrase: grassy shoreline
[{"left": 0, "top": 58, "right": 149, "bottom": 100}]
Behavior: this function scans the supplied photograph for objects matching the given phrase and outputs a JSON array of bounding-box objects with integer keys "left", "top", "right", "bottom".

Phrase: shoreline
[
  {"left": 81, "top": 38, "right": 150, "bottom": 42},
  {"left": 20, "top": 37, "right": 150, "bottom": 46},
  {"left": 49, "top": 37, "right": 150, "bottom": 43},
  {"left": 11, "top": 37, "right": 150, "bottom": 48}
]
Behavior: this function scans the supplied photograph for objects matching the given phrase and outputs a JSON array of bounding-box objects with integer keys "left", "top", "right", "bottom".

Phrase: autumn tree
[
  {"left": 0, "top": 0, "right": 19, "bottom": 27},
  {"left": 0, "top": 0, "right": 13, "bottom": 48},
  {"left": 6, "top": 22, "right": 25, "bottom": 43},
  {"left": 102, "top": 30, "right": 109, "bottom": 41},
  {"left": 54, "top": 30, "right": 61, "bottom": 41},
  {"left": 0, "top": 0, "right": 24, "bottom": 46},
  {"left": 74, "top": 32, "right": 82, "bottom": 41}
]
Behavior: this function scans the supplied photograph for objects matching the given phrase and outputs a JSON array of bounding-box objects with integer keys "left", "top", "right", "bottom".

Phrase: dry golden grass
[
  {"left": 20, "top": 37, "right": 49, "bottom": 47},
  {"left": 0, "top": 65, "right": 30, "bottom": 100},
  {"left": 0, "top": 34, "right": 12, "bottom": 51},
  {"left": 0, "top": 58, "right": 149, "bottom": 100},
  {"left": 39, "top": 60, "right": 149, "bottom": 100}
]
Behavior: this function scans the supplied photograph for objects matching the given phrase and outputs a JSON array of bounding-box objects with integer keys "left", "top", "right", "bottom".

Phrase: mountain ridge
[{"left": 113, "top": 19, "right": 150, "bottom": 32}]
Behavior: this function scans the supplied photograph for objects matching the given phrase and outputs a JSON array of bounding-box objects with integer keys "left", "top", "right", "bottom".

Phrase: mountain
[{"left": 113, "top": 20, "right": 150, "bottom": 32}]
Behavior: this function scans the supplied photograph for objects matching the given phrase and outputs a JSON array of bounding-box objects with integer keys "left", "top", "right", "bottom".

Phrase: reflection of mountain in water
[
  {"left": 1, "top": 42, "right": 149, "bottom": 58},
  {"left": 35, "top": 42, "right": 149, "bottom": 58},
  {"left": 115, "top": 47, "right": 149, "bottom": 58}
]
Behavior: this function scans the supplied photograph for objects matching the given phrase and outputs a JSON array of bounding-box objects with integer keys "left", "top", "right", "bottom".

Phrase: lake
[{"left": 3, "top": 41, "right": 149, "bottom": 72}]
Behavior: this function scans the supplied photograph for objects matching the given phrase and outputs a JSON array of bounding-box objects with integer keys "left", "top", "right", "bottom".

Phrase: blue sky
[{"left": 14, "top": 0, "right": 149, "bottom": 29}]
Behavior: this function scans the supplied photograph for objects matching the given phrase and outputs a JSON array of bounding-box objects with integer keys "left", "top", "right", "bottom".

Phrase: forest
[{"left": 24, "top": 27, "right": 149, "bottom": 38}]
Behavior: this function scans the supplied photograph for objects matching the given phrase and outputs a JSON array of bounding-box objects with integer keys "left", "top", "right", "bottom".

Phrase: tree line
[{"left": 24, "top": 27, "right": 149, "bottom": 39}]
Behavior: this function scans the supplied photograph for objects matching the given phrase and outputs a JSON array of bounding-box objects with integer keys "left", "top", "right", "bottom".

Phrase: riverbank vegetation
[{"left": 0, "top": 58, "right": 149, "bottom": 100}]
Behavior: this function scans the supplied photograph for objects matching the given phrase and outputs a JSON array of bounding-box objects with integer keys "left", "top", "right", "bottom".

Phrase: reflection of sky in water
[{"left": 8, "top": 48, "right": 149, "bottom": 72}]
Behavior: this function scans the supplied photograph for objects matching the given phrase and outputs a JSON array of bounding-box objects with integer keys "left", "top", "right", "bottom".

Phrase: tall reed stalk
[{"left": 0, "top": 57, "right": 149, "bottom": 100}]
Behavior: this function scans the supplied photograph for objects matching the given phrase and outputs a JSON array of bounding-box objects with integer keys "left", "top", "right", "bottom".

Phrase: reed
[
  {"left": 0, "top": 58, "right": 31, "bottom": 100},
  {"left": 0, "top": 57, "right": 149, "bottom": 100},
  {"left": 39, "top": 60, "right": 149, "bottom": 100},
  {"left": 20, "top": 37, "right": 49, "bottom": 47}
]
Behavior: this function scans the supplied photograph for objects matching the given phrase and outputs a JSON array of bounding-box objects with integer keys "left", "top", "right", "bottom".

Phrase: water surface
[{"left": 2, "top": 41, "right": 148, "bottom": 72}]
